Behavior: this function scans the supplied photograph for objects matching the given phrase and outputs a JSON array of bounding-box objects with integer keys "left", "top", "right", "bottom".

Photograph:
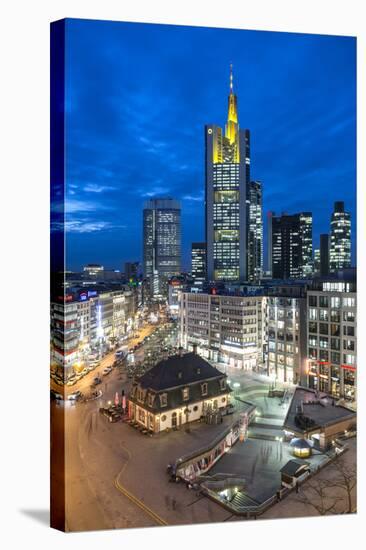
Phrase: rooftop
[
  {"left": 280, "top": 459, "right": 310, "bottom": 477},
  {"left": 137, "top": 352, "right": 225, "bottom": 391},
  {"left": 284, "top": 387, "right": 356, "bottom": 434}
]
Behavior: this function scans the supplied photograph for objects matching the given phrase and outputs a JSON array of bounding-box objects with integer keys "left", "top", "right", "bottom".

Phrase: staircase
[{"left": 230, "top": 491, "right": 260, "bottom": 509}]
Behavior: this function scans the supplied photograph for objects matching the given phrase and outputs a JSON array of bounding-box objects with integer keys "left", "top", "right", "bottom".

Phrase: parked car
[
  {"left": 93, "top": 377, "right": 102, "bottom": 385},
  {"left": 50, "top": 389, "right": 63, "bottom": 400},
  {"left": 102, "top": 367, "right": 112, "bottom": 376},
  {"left": 66, "top": 378, "right": 77, "bottom": 386},
  {"left": 68, "top": 390, "right": 82, "bottom": 401}
]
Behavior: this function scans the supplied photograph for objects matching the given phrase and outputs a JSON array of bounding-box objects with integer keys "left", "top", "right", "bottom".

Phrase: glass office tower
[
  {"left": 143, "top": 198, "right": 181, "bottom": 298},
  {"left": 205, "top": 66, "right": 250, "bottom": 282},
  {"left": 329, "top": 201, "right": 351, "bottom": 272}
]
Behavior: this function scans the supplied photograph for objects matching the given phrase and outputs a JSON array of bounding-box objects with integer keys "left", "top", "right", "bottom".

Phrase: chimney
[{"left": 192, "top": 343, "right": 198, "bottom": 355}]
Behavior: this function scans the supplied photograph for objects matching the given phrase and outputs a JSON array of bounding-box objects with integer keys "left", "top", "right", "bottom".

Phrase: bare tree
[
  {"left": 327, "top": 456, "right": 357, "bottom": 513},
  {"left": 296, "top": 478, "right": 343, "bottom": 515}
]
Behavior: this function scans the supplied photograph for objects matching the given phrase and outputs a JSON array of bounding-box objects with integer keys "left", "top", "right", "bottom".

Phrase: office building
[
  {"left": 305, "top": 275, "right": 356, "bottom": 402},
  {"left": 329, "top": 201, "right": 351, "bottom": 272},
  {"left": 180, "top": 291, "right": 265, "bottom": 370},
  {"left": 191, "top": 242, "right": 206, "bottom": 286},
  {"left": 313, "top": 249, "right": 320, "bottom": 275},
  {"left": 143, "top": 198, "right": 181, "bottom": 299},
  {"left": 269, "top": 212, "right": 313, "bottom": 279},
  {"left": 247, "top": 180, "right": 263, "bottom": 282},
  {"left": 205, "top": 66, "right": 250, "bottom": 283},
  {"left": 266, "top": 285, "right": 307, "bottom": 384},
  {"left": 125, "top": 261, "right": 139, "bottom": 282},
  {"left": 320, "top": 234, "right": 329, "bottom": 277}
]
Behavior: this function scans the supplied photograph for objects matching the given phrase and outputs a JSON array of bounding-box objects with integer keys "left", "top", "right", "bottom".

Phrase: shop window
[{"left": 309, "top": 348, "right": 317, "bottom": 360}]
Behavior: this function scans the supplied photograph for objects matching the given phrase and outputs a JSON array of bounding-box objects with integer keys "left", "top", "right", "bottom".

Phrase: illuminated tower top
[{"left": 225, "top": 64, "right": 239, "bottom": 160}]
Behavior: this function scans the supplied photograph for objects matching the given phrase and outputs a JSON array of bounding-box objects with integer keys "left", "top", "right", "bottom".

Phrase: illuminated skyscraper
[
  {"left": 191, "top": 242, "right": 206, "bottom": 286},
  {"left": 270, "top": 212, "right": 313, "bottom": 279},
  {"left": 143, "top": 198, "right": 181, "bottom": 298},
  {"left": 205, "top": 65, "right": 250, "bottom": 282},
  {"left": 329, "top": 201, "right": 351, "bottom": 272},
  {"left": 247, "top": 180, "right": 263, "bottom": 282}
]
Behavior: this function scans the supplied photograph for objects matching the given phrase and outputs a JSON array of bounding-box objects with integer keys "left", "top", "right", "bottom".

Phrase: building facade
[
  {"left": 128, "top": 352, "right": 231, "bottom": 432},
  {"left": 305, "top": 277, "right": 356, "bottom": 402},
  {"left": 191, "top": 242, "right": 206, "bottom": 287},
  {"left": 205, "top": 67, "right": 250, "bottom": 283},
  {"left": 329, "top": 201, "right": 351, "bottom": 272},
  {"left": 247, "top": 180, "right": 263, "bottom": 283},
  {"left": 143, "top": 198, "right": 181, "bottom": 299},
  {"left": 269, "top": 212, "right": 313, "bottom": 279},
  {"left": 319, "top": 233, "right": 329, "bottom": 277},
  {"left": 180, "top": 291, "right": 265, "bottom": 370},
  {"left": 266, "top": 289, "right": 307, "bottom": 385}
]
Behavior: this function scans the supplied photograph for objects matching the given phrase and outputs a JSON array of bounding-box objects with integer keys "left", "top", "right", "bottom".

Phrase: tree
[
  {"left": 328, "top": 456, "right": 357, "bottom": 513},
  {"left": 296, "top": 478, "right": 343, "bottom": 515}
]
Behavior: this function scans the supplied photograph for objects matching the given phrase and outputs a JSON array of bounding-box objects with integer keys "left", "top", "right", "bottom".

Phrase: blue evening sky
[{"left": 63, "top": 18, "right": 356, "bottom": 272}]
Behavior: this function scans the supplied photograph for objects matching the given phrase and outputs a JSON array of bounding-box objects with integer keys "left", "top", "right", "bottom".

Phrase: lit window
[
  {"left": 159, "top": 393, "right": 168, "bottom": 407},
  {"left": 182, "top": 387, "right": 189, "bottom": 401},
  {"left": 201, "top": 383, "right": 208, "bottom": 396}
]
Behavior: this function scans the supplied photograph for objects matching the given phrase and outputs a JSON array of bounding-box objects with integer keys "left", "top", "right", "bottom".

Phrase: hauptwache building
[{"left": 128, "top": 350, "right": 232, "bottom": 433}]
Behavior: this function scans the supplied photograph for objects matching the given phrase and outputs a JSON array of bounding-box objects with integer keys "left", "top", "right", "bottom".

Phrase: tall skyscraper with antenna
[{"left": 205, "top": 65, "right": 250, "bottom": 282}]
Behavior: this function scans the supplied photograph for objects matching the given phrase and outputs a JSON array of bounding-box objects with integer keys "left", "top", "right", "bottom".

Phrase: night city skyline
[{"left": 64, "top": 19, "right": 356, "bottom": 272}]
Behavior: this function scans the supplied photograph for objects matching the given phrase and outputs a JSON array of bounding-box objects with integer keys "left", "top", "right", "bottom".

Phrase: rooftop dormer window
[
  {"left": 159, "top": 393, "right": 168, "bottom": 407},
  {"left": 220, "top": 378, "right": 226, "bottom": 390},
  {"left": 182, "top": 387, "right": 189, "bottom": 401},
  {"left": 201, "top": 382, "right": 208, "bottom": 396}
]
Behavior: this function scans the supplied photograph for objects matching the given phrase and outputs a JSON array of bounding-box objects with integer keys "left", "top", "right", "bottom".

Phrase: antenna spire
[{"left": 230, "top": 63, "right": 233, "bottom": 93}]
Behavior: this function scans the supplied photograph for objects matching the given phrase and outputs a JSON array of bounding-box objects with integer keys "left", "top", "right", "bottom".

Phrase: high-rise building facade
[
  {"left": 205, "top": 66, "right": 250, "bottom": 283},
  {"left": 269, "top": 212, "right": 313, "bottom": 279},
  {"left": 191, "top": 242, "right": 206, "bottom": 286},
  {"left": 143, "top": 198, "right": 181, "bottom": 298},
  {"left": 320, "top": 233, "right": 329, "bottom": 277},
  {"left": 305, "top": 276, "right": 356, "bottom": 401},
  {"left": 247, "top": 180, "right": 263, "bottom": 282},
  {"left": 329, "top": 201, "right": 351, "bottom": 272},
  {"left": 125, "top": 261, "right": 139, "bottom": 282},
  {"left": 313, "top": 248, "right": 320, "bottom": 275}
]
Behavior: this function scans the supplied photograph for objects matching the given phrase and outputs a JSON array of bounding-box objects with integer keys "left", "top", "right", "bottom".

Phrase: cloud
[
  {"left": 141, "top": 186, "right": 171, "bottom": 197},
  {"left": 183, "top": 193, "right": 204, "bottom": 202},
  {"left": 52, "top": 220, "right": 126, "bottom": 233},
  {"left": 83, "top": 183, "right": 117, "bottom": 193}
]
